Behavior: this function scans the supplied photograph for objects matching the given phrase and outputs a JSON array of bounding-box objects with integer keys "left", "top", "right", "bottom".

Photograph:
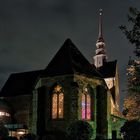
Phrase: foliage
[
  {"left": 123, "top": 59, "right": 140, "bottom": 120},
  {"left": 120, "top": 120, "right": 140, "bottom": 140},
  {"left": 46, "top": 129, "right": 68, "bottom": 140},
  {"left": 0, "top": 122, "right": 9, "bottom": 138},
  {"left": 20, "top": 133, "right": 36, "bottom": 140},
  {"left": 123, "top": 94, "right": 140, "bottom": 120},
  {"left": 119, "top": 7, "right": 140, "bottom": 57},
  {"left": 67, "top": 120, "right": 93, "bottom": 140},
  {"left": 120, "top": 7, "right": 140, "bottom": 120},
  {"left": 127, "top": 60, "right": 140, "bottom": 92},
  {"left": 5, "top": 137, "right": 18, "bottom": 140}
]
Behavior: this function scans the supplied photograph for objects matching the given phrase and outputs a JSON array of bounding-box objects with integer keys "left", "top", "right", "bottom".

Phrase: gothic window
[
  {"left": 52, "top": 85, "right": 64, "bottom": 119},
  {"left": 82, "top": 88, "right": 91, "bottom": 120}
]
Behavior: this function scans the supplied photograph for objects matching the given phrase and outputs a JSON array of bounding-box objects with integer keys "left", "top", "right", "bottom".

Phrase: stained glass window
[
  {"left": 82, "top": 88, "right": 91, "bottom": 120},
  {"left": 82, "top": 93, "right": 86, "bottom": 119},
  {"left": 59, "top": 93, "right": 64, "bottom": 118},
  {"left": 87, "top": 94, "right": 91, "bottom": 120},
  {"left": 52, "top": 85, "right": 64, "bottom": 119},
  {"left": 52, "top": 94, "right": 57, "bottom": 119}
]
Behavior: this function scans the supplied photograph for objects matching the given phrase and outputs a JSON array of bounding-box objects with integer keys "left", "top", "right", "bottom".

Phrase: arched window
[
  {"left": 52, "top": 85, "right": 64, "bottom": 119},
  {"left": 82, "top": 88, "right": 91, "bottom": 120}
]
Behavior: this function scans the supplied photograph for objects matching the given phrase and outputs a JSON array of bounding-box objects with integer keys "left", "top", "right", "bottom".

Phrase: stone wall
[{"left": 32, "top": 74, "right": 109, "bottom": 139}]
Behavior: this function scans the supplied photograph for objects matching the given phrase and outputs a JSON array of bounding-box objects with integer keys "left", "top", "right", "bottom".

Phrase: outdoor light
[
  {"left": 17, "top": 129, "right": 26, "bottom": 135},
  {"left": 0, "top": 111, "right": 10, "bottom": 117},
  {"left": 17, "top": 131, "right": 25, "bottom": 135}
]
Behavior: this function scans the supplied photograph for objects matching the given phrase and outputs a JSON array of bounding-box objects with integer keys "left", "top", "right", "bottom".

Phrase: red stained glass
[
  {"left": 81, "top": 90, "right": 91, "bottom": 120},
  {"left": 87, "top": 94, "right": 91, "bottom": 120},
  {"left": 82, "top": 93, "right": 86, "bottom": 119}
]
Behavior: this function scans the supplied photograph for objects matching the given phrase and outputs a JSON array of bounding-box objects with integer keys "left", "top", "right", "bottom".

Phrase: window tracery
[
  {"left": 82, "top": 87, "right": 91, "bottom": 120},
  {"left": 52, "top": 85, "right": 64, "bottom": 119}
]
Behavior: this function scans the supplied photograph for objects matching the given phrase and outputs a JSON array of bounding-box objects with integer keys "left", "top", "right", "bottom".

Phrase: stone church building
[{"left": 0, "top": 10, "right": 125, "bottom": 139}]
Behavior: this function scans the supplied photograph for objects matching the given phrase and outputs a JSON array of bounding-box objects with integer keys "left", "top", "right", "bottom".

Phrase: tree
[
  {"left": 120, "top": 120, "right": 140, "bottom": 140},
  {"left": 123, "top": 94, "right": 140, "bottom": 120},
  {"left": 0, "top": 122, "right": 9, "bottom": 139},
  {"left": 123, "top": 59, "right": 140, "bottom": 120},
  {"left": 20, "top": 133, "right": 36, "bottom": 140},
  {"left": 67, "top": 120, "right": 93, "bottom": 140},
  {"left": 120, "top": 7, "right": 140, "bottom": 120},
  {"left": 120, "top": 7, "right": 140, "bottom": 57}
]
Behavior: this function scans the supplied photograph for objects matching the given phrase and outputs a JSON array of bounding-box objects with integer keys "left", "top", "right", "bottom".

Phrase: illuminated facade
[
  {"left": 93, "top": 10, "right": 120, "bottom": 113},
  {"left": 0, "top": 10, "right": 125, "bottom": 140}
]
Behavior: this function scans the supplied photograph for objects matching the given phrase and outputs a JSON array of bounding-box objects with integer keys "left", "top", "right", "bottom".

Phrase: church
[{"left": 0, "top": 10, "right": 125, "bottom": 139}]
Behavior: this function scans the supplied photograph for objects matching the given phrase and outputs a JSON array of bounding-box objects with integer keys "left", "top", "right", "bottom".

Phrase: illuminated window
[
  {"left": 82, "top": 88, "right": 91, "bottom": 120},
  {"left": 0, "top": 111, "right": 10, "bottom": 117},
  {"left": 52, "top": 94, "right": 57, "bottom": 119},
  {"left": 52, "top": 85, "right": 64, "bottom": 119}
]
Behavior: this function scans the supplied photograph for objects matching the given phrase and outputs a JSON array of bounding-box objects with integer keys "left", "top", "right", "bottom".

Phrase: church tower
[
  {"left": 93, "top": 9, "right": 120, "bottom": 113},
  {"left": 93, "top": 9, "right": 107, "bottom": 68}
]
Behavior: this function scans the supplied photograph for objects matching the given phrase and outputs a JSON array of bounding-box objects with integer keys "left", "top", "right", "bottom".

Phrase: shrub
[
  {"left": 120, "top": 120, "right": 140, "bottom": 140},
  {"left": 0, "top": 123, "right": 9, "bottom": 138},
  {"left": 67, "top": 120, "right": 93, "bottom": 140}
]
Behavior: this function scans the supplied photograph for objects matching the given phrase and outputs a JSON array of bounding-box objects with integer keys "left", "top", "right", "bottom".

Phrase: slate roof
[
  {"left": 0, "top": 98, "right": 12, "bottom": 112},
  {"left": 0, "top": 38, "right": 102, "bottom": 97},
  {"left": 97, "top": 60, "right": 117, "bottom": 78},
  {"left": 0, "top": 70, "right": 43, "bottom": 97},
  {"left": 43, "top": 38, "right": 102, "bottom": 78}
]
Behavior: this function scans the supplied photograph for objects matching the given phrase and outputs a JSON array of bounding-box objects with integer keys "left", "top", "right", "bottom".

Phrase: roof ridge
[
  {"left": 11, "top": 69, "right": 43, "bottom": 75},
  {"left": 44, "top": 38, "right": 102, "bottom": 78}
]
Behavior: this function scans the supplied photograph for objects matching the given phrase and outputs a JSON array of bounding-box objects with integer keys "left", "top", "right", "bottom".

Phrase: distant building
[{"left": 0, "top": 10, "right": 125, "bottom": 139}]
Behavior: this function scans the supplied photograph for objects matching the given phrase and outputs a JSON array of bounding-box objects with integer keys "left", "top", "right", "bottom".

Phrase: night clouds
[{"left": 0, "top": 0, "right": 140, "bottom": 107}]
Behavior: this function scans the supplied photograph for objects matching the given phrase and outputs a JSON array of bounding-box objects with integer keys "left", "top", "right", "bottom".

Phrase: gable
[
  {"left": 43, "top": 39, "right": 102, "bottom": 78},
  {"left": 0, "top": 39, "right": 102, "bottom": 97}
]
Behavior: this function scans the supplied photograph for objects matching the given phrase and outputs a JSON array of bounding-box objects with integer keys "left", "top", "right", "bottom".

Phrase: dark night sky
[{"left": 0, "top": 0, "right": 139, "bottom": 109}]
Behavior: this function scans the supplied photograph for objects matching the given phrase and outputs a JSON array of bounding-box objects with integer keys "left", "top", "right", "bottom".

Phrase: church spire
[
  {"left": 98, "top": 9, "right": 104, "bottom": 42},
  {"left": 93, "top": 9, "right": 107, "bottom": 68}
]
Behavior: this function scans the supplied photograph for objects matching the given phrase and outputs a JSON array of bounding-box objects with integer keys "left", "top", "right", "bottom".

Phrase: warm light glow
[
  {"left": 54, "top": 85, "right": 62, "bottom": 92},
  {"left": 82, "top": 88, "right": 91, "bottom": 120},
  {"left": 52, "top": 85, "right": 64, "bottom": 119},
  {"left": 105, "top": 78, "right": 115, "bottom": 89},
  {"left": 17, "top": 131, "right": 25, "bottom": 135},
  {"left": 52, "top": 94, "right": 57, "bottom": 119},
  {"left": 59, "top": 93, "right": 64, "bottom": 118},
  {"left": 0, "top": 111, "right": 10, "bottom": 117},
  {"left": 110, "top": 97, "right": 116, "bottom": 114}
]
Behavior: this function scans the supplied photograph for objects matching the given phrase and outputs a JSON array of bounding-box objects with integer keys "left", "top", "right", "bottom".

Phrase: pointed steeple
[
  {"left": 93, "top": 9, "right": 107, "bottom": 68},
  {"left": 97, "top": 9, "right": 104, "bottom": 42}
]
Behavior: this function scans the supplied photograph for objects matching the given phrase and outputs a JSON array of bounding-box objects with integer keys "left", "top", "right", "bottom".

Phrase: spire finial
[{"left": 99, "top": 8, "right": 103, "bottom": 15}]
